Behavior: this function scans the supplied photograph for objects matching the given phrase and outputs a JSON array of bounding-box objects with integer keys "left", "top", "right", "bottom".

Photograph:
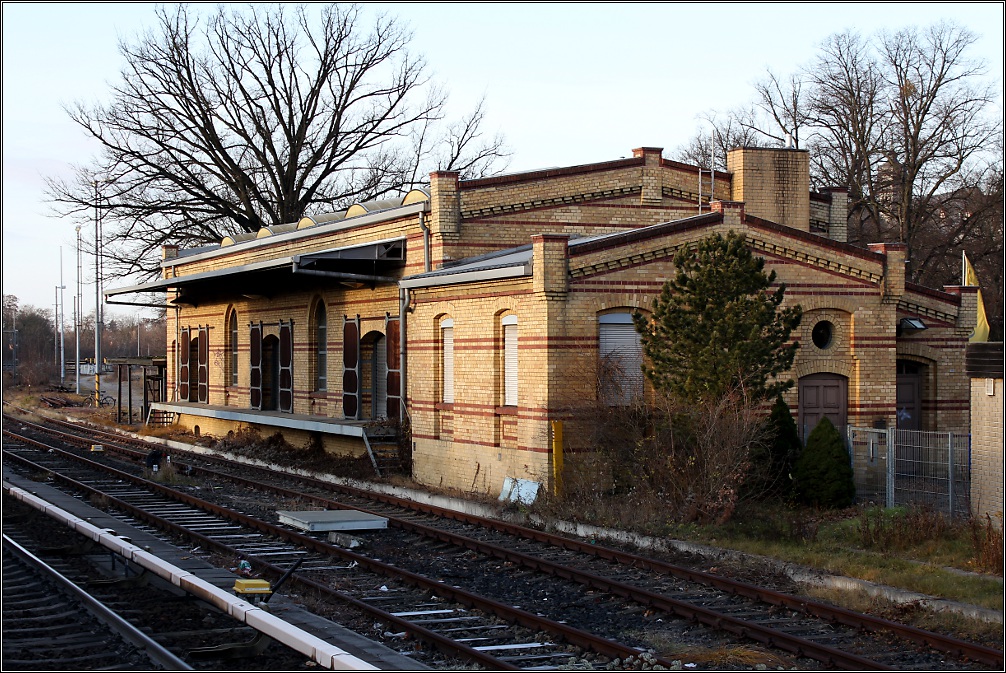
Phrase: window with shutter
[
  {"left": 279, "top": 320, "right": 293, "bottom": 413},
  {"left": 385, "top": 317, "right": 401, "bottom": 420},
  {"left": 197, "top": 326, "right": 209, "bottom": 403},
  {"left": 228, "top": 311, "right": 239, "bottom": 387},
  {"left": 178, "top": 327, "right": 190, "bottom": 401},
  {"left": 249, "top": 322, "right": 262, "bottom": 410},
  {"left": 598, "top": 313, "right": 643, "bottom": 405},
  {"left": 343, "top": 316, "right": 360, "bottom": 419},
  {"left": 502, "top": 315, "right": 518, "bottom": 407},
  {"left": 314, "top": 303, "right": 327, "bottom": 391}
]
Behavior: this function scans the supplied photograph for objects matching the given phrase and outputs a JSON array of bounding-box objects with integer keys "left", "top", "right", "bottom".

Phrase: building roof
[
  {"left": 399, "top": 246, "right": 534, "bottom": 289},
  {"left": 106, "top": 238, "right": 406, "bottom": 305}
]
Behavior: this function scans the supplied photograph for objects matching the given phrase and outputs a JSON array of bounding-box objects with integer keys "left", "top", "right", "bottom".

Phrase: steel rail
[
  {"left": 3, "top": 433, "right": 682, "bottom": 670},
  {"left": 3, "top": 533, "right": 193, "bottom": 671},
  {"left": 2, "top": 442, "right": 514, "bottom": 672},
  {"left": 8, "top": 415, "right": 1003, "bottom": 668},
  {"left": 117, "top": 449, "right": 897, "bottom": 669}
]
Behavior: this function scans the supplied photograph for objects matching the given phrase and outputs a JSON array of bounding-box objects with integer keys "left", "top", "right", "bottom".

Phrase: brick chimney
[
  {"left": 429, "top": 170, "right": 461, "bottom": 266},
  {"left": 726, "top": 147, "right": 810, "bottom": 231}
]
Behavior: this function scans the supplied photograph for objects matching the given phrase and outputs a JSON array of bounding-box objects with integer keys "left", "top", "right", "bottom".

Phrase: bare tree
[
  {"left": 673, "top": 110, "right": 768, "bottom": 170},
  {"left": 674, "top": 21, "right": 1002, "bottom": 318},
  {"left": 751, "top": 69, "right": 812, "bottom": 148},
  {"left": 46, "top": 4, "right": 509, "bottom": 280},
  {"left": 875, "top": 22, "right": 1000, "bottom": 280},
  {"left": 804, "top": 30, "right": 887, "bottom": 235}
]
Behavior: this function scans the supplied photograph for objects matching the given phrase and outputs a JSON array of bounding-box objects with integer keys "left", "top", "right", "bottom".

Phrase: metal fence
[{"left": 847, "top": 427, "right": 972, "bottom": 518}]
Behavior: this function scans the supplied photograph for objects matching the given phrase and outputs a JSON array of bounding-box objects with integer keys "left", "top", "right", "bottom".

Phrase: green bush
[
  {"left": 792, "top": 417, "right": 855, "bottom": 508},
  {"left": 748, "top": 395, "right": 802, "bottom": 498}
]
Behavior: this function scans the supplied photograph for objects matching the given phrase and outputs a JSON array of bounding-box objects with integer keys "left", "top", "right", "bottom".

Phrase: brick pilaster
[
  {"left": 532, "top": 234, "right": 569, "bottom": 297},
  {"left": 868, "top": 242, "right": 906, "bottom": 302},
  {"left": 430, "top": 171, "right": 461, "bottom": 267},
  {"left": 634, "top": 147, "right": 664, "bottom": 206},
  {"left": 711, "top": 200, "right": 745, "bottom": 227}
]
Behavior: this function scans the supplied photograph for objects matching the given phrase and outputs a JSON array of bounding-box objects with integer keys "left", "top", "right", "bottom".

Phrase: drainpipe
[
  {"left": 419, "top": 211, "right": 431, "bottom": 273},
  {"left": 173, "top": 304, "right": 180, "bottom": 402},
  {"left": 399, "top": 287, "right": 408, "bottom": 418}
]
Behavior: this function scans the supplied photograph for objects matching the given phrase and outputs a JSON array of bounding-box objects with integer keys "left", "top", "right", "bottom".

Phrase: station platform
[{"left": 2, "top": 468, "right": 428, "bottom": 671}]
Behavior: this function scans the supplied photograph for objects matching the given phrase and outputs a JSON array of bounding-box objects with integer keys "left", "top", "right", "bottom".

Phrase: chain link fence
[{"left": 847, "top": 427, "right": 972, "bottom": 518}]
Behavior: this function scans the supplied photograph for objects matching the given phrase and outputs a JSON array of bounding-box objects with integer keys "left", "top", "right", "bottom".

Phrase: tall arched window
[
  {"left": 314, "top": 301, "right": 327, "bottom": 391},
  {"left": 502, "top": 315, "right": 518, "bottom": 407},
  {"left": 228, "top": 310, "right": 239, "bottom": 387},
  {"left": 441, "top": 317, "right": 454, "bottom": 404}
]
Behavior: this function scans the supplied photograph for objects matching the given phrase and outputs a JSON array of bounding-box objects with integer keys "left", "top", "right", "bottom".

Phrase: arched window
[
  {"left": 441, "top": 317, "right": 454, "bottom": 404},
  {"left": 228, "top": 310, "right": 239, "bottom": 386},
  {"left": 598, "top": 312, "right": 643, "bottom": 405},
  {"left": 502, "top": 315, "right": 518, "bottom": 407},
  {"left": 314, "top": 301, "right": 327, "bottom": 391}
]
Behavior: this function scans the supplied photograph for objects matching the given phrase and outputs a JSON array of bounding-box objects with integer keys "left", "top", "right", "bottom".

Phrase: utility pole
[
  {"left": 75, "top": 225, "right": 82, "bottom": 394},
  {"left": 94, "top": 181, "right": 102, "bottom": 406},
  {"left": 59, "top": 247, "right": 66, "bottom": 382},
  {"left": 54, "top": 285, "right": 59, "bottom": 368}
]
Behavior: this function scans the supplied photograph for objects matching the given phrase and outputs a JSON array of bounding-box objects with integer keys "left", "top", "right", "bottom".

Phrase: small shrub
[{"left": 792, "top": 417, "right": 855, "bottom": 508}]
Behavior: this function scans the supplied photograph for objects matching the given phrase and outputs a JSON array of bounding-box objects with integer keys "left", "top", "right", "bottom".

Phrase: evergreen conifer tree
[
  {"left": 748, "top": 394, "right": 803, "bottom": 497},
  {"left": 634, "top": 231, "right": 802, "bottom": 404},
  {"left": 792, "top": 417, "right": 856, "bottom": 508}
]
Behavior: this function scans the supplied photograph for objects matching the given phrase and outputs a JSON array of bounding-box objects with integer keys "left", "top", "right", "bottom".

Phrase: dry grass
[
  {"left": 805, "top": 584, "right": 1004, "bottom": 647},
  {"left": 968, "top": 512, "right": 1004, "bottom": 575}
]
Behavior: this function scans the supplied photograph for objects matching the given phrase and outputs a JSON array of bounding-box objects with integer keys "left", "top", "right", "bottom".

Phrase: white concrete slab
[{"left": 277, "top": 509, "right": 388, "bottom": 532}]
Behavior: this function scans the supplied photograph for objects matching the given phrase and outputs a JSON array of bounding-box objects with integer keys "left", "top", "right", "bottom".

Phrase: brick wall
[
  {"left": 970, "top": 376, "right": 1004, "bottom": 523},
  {"left": 157, "top": 146, "right": 971, "bottom": 498}
]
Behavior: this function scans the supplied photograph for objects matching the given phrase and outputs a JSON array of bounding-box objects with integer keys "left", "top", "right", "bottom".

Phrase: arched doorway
[
  {"left": 799, "top": 373, "right": 847, "bottom": 439},
  {"left": 187, "top": 334, "right": 200, "bottom": 402},
  {"left": 360, "top": 331, "right": 387, "bottom": 420},
  {"left": 261, "top": 334, "right": 280, "bottom": 411},
  {"left": 896, "top": 360, "right": 924, "bottom": 430}
]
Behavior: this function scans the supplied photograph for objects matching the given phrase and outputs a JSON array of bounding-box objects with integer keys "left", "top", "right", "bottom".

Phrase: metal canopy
[
  {"left": 296, "top": 239, "right": 403, "bottom": 264},
  {"left": 105, "top": 238, "right": 405, "bottom": 306}
]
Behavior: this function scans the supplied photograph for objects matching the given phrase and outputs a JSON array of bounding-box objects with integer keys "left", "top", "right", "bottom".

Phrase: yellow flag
[{"left": 963, "top": 253, "right": 990, "bottom": 342}]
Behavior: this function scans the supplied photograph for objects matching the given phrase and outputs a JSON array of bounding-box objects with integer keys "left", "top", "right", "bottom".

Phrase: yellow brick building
[{"left": 108, "top": 147, "right": 975, "bottom": 496}]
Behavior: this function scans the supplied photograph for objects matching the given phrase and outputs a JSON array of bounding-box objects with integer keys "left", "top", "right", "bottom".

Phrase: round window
[{"left": 812, "top": 320, "right": 834, "bottom": 349}]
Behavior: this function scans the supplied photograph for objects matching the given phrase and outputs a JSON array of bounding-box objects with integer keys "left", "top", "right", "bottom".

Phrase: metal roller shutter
[{"left": 599, "top": 314, "right": 642, "bottom": 405}]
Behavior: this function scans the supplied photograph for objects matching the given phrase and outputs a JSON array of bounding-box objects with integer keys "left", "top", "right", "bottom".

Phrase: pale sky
[{"left": 2, "top": 2, "right": 1003, "bottom": 316}]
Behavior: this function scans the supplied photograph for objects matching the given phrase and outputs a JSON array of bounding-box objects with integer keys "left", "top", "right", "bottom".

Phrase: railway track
[
  {"left": 3, "top": 429, "right": 680, "bottom": 670},
  {"left": 2, "top": 499, "right": 338, "bottom": 671},
  {"left": 4, "top": 410, "right": 1003, "bottom": 670},
  {"left": 2, "top": 532, "right": 187, "bottom": 671}
]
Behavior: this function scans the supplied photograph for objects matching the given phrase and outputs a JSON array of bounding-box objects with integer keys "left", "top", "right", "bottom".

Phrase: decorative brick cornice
[
  {"left": 460, "top": 158, "right": 643, "bottom": 189},
  {"left": 569, "top": 213, "right": 885, "bottom": 285},
  {"left": 662, "top": 185, "right": 709, "bottom": 204},
  {"left": 461, "top": 186, "right": 641, "bottom": 219},
  {"left": 569, "top": 242, "right": 688, "bottom": 279},
  {"left": 906, "top": 281, "right": 962, "bottom": 306},
  {"left": 896, "top": 298, "right": 958, "bottom": 324},
  {"left": 746, "top": 236, "right": 882, "bottom": 284},
  {"left": 569, "top": 212, "right": 721, "bottom": 256}
]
